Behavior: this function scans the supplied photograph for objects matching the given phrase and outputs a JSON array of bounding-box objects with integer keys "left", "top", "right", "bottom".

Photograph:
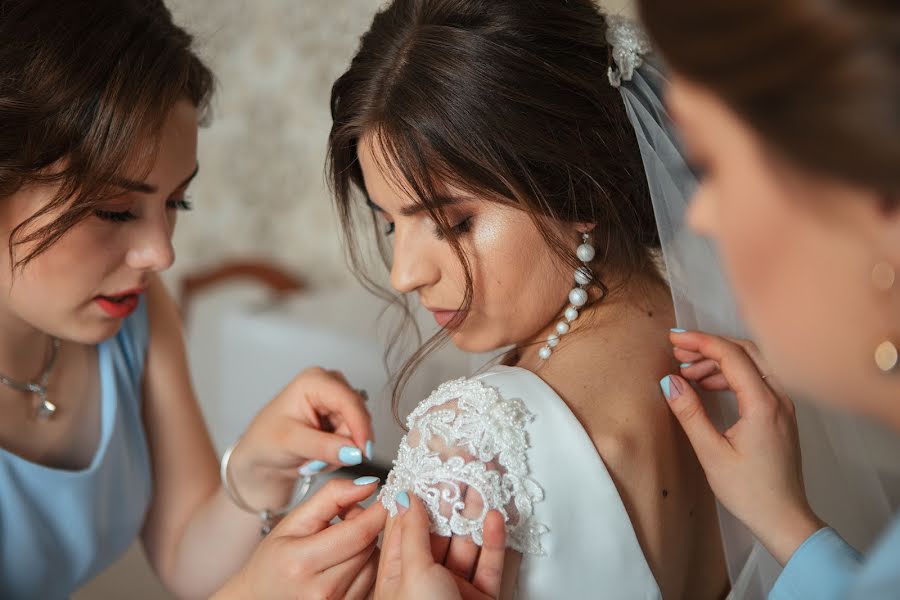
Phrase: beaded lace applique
[
  {"left": 379, "top": 377, "right": 548, "bottom": 555},
  {"left": 606, "top": 15, "right": 653, "bottom": 88}
]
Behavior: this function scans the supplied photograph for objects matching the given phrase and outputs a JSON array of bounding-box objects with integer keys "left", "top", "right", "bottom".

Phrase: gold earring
[{"left": 872, "top": 262, "right": 898, "bottom": 373}]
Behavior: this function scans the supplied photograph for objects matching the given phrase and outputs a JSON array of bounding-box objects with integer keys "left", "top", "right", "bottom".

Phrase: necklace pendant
[{"left": 35, "top": 395, "right": 57, "bottom": 420}]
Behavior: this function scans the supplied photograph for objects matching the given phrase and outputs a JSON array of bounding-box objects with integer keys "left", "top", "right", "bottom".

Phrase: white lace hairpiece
[
  {"left": 605, "top": 15, "right": 653, "bottom": 88},
  {"left": 379, "top": 377, "right": 548, "bottom": 555}
]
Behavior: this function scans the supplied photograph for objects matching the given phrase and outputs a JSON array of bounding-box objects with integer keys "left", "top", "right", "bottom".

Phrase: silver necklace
[{"left": 0, "top": 337, "right": 61, "bottom": 420}]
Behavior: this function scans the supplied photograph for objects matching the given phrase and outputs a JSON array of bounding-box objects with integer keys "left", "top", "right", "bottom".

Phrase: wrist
[
  {"left": 225, "top": 442, "right": 294, "bottom": 511},
  {"left": 757, "top": 505, "right": 825, "bottom": 566}
]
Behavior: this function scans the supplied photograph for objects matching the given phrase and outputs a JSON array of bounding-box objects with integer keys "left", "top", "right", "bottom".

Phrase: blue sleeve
[{"left": 769, "top": 528, "right": 863, "bottom": 600}]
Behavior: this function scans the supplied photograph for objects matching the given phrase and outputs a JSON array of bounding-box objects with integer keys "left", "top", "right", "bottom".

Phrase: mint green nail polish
[
  {"left": 365, "top": 440, "right": 374, "bottom": 461},
  {"left": 298, "top": 460, "right": 327, "bottom": 477},
  {"left": 354, "top": 476, "right": 380, "bottom": 486},
  {"left": 660, "top": 375, "right": 672, "bottom": 399},
  {"left": 395, "top": 491, "right": 410, "bottom": 509},
  {"left": 680, "top": 362, "right": 693, "bottom": 368},
  {"left": 671, "top": 328, "right": 687, "bottom": 333},
  {"left": 339, "top": 446, "right": 363, "bottom": 466}
]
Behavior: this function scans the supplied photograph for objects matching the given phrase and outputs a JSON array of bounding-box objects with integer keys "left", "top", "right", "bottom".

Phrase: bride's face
[
  {"left": 358, "top": 135, "right": 572, "bottom": 353},
  {"left": 668, "top": 76, "right": 900, "bottom": 416}
]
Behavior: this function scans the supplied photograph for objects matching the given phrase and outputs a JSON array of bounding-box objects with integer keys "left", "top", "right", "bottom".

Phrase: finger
[
  {"left": 278, "top": 478, "right": 380, "bottom": 538},
  {"left": 445, "top": 536, "right": 479, "bottom": 581},
  {"left": 697, "top": 373, "right": 730, "bottom": 391},
  {"left": 679, "top": 359, "right": 722, "bottom": 383},
  {"left": 445, "top": 486, "right": 484, "bottom": 579},
  {"left": 660, "top": 374, "right": 734, "bottom": 468},
  {"left": 290, "top": 426, "right": 366, "bottom": 469},
  {"left": 471, "top": 511, "right": 506, "bottom": 597},
  {"left": 321, "top": 541, "right": 378, "bottom": 598},
  {"left": 305, "top": 370, "right": 374, "bottom": 455},
  {"left": 306, "top": 501, "right": 387, "bottom": 571},
  {"left": 724, "top": 337, "right": 792, "bottom": 404},
  {"left": 673, "top": 347, "right": 704, "bottom": 364},
  {"left": 343, "top": 551, "right": 379, "bottom": 600},
  {"left": 432, "top": 533, "right": 451, "bottom": 564},
  {"left": 401, "top": 494, "right": 438, "bottom": 570},
  {"left": 669, "top": 331, "right": 777, "bottom": 416},
  {"left": 342, "top": 503, "right": 367, "bottom": 521},
  {"left": 378, "top": 516, "right": 403, "bottom": 596}
]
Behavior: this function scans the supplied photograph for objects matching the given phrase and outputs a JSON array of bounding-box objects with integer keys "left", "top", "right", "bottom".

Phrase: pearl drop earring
[
  {"left": 538, "top": 233, "right": 594, "bottom": 361},
  {"left": 872, "top": 261, "right": 899, "bottom": 373}
]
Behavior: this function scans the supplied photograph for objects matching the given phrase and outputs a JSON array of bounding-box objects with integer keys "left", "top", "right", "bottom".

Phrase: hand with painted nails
[
  {"left": 375, "top": 493, "right": 507, "bottom": 600},
  {"left": 226, "top": 367, "right": 374, "bottom": 513},
  {"left": 213, "top": 478, "right": 386, "bottom": 600},
  {"left": 661, "top": 330, "right": 823, "bottom": 565}
]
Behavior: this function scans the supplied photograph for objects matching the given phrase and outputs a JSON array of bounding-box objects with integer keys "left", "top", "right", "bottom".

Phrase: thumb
[
  {"left": 401, "top": 495, "right": 437, "bottom": 570},
  {"left": 660, "top": 374, "right": 732, "bottom": 468},
  {"left": 276, "top": 478, "right": 380, "bottom": 538}
]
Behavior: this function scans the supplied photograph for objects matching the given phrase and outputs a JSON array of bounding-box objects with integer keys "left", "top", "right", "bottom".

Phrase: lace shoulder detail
[{"left": 379, "top": 376, "right": 548, "bottom": 555}]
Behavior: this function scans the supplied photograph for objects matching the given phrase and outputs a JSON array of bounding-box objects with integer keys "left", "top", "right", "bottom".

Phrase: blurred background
[{"left": 75, "top": 0, "right": 636, "bottom": 597}]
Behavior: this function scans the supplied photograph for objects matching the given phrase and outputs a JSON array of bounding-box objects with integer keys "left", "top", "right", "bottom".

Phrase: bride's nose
[{"left": 390, "top": 228, "right": 440, "bottom": 294}]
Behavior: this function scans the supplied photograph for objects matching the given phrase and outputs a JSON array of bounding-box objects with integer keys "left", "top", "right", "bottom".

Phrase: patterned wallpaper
[{"left": 164, "top": 0, "right": 636, "bottom": 290}]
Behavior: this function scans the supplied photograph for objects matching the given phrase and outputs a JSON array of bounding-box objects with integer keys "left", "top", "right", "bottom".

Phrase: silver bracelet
[{"left": 220, "top": 443, "right": 315, "bottom": 536}]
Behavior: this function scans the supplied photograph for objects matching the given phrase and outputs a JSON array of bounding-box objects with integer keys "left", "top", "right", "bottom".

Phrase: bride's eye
[{"left": 435, "top": 216, "right": 473, "bottom": 240}]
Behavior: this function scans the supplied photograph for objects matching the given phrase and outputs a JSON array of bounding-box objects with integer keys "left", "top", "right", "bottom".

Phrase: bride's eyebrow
[{"left": 399, "top": 195, "right": 465, "bottom": 217}]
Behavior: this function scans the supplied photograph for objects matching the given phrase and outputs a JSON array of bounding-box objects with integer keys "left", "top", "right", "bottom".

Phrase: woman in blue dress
[
  {"left": 0, "top": 1, "right": 384, "bottom": 598},
  {"left": 638, "top": 1, "right": 900, "bottom": 598}
]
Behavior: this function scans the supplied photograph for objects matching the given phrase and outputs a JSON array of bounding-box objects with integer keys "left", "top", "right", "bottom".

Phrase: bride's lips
[
  {"left": 94, "top": 288, "right": 144, "bottom": 319},
  {"left": 426, "top": 307, "right": 466, "bottom": 328}
]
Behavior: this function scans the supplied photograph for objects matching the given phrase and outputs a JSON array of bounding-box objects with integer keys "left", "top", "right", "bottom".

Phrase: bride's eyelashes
[
  {"left": 366, "top": 197, "right": 396, "bottom": 235},
  {"left": 434, "top": 215, "right": 473, "bottom": 240},
  {"left": 94, "top": 197, "right": 193, "bottom": 223}
]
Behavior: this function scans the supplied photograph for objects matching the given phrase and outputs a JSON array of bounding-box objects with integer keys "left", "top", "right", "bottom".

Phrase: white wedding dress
[{"left": 380, "top": 365, "right": 662, "bottom": 599}]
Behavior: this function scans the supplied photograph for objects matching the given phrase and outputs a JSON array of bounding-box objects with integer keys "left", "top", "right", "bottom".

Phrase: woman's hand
[
  {"left": 227, "top": 367, "right": 374, "bottom": 508},
  {"left": 661, "top": 330, "right": 824, "bottom": 564},
  {"left": 375, "top": 494, "right": 506, "bottom": 600},
  {"left": 213, "top": 478, "right": 386, "bottom": 600}
]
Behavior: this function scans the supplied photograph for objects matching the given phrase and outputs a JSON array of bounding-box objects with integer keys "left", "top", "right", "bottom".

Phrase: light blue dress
[
  {"left": 770, "top": 516, "right": 900, "bottom": 599},
  {"left": 0, "top": 300, "right": 153, "bottom": 599}
]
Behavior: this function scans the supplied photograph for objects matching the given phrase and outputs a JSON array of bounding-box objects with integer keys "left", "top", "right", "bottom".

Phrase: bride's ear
[{"left": 575, "top": 223, "right": 596, "bottom": 236}]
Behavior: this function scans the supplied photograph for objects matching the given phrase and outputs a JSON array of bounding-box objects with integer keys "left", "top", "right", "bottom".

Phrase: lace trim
[{"left": 379, "top": 377, "right": 548, "bottom": 555}]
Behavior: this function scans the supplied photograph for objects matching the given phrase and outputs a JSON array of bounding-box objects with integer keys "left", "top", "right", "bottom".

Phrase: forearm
[
  {"left": 153, "top": 454, "right": 298, "bottom": 599},
  {"left": 156, "top": 486, "right": 270, "bottom": 599}
]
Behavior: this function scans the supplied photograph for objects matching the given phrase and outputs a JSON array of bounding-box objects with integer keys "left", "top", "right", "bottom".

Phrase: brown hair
[
  {"left": 328, "top": 0, "right": 661, "bottom": 418},
  {"left": 639, "top": 0, "right": 900, "bottom": 200},
  {"left": 0, "top": 0, "right": 214, "bottom": 267}
]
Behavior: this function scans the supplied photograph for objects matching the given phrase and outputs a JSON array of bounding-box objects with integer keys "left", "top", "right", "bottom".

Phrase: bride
[{"left": 328, "top": 1, "right": 728, "bottom": 597}]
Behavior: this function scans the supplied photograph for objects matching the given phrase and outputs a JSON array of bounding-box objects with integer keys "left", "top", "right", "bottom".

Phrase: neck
[
  {"left": 0, "top": 304, "right": 54, "bottom": 382},
  {"left": 516, "top": 275, "right": 673, "bottom": 372}
]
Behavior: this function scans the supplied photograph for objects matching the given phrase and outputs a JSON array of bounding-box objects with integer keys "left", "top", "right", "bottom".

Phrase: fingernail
[
  {"left": 680, "top": 362, "right": 693, "bottom": 369},
  {"left": 671, "top": 328, "right": 687, "bottom": 333},
  {"left": 298, "top": 460, "right": 327, "bottom": 477},
  {"left": 354, "top": 476, "right": 380, "bottom": 486},
  {"left": 339, "top": 446, "right": 363, "bottom": 466},
  {"left": 395, "top": 491, "right": 410, "bottom": 510},
  {"left": 365, "top": 440, "right": 374, "bottom": 461},
  {"left": 659, "top": 375, "right": 683, "bottom": 401}
]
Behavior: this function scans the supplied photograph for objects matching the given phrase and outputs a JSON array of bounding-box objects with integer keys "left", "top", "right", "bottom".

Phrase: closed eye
[{"left": 94, "top": 197, "right": 193, "bottom": 223}]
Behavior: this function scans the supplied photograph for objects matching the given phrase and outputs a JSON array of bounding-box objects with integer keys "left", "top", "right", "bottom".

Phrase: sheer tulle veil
[{"left": 606, "top": 15, "right": 900, "bottom": 598}]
